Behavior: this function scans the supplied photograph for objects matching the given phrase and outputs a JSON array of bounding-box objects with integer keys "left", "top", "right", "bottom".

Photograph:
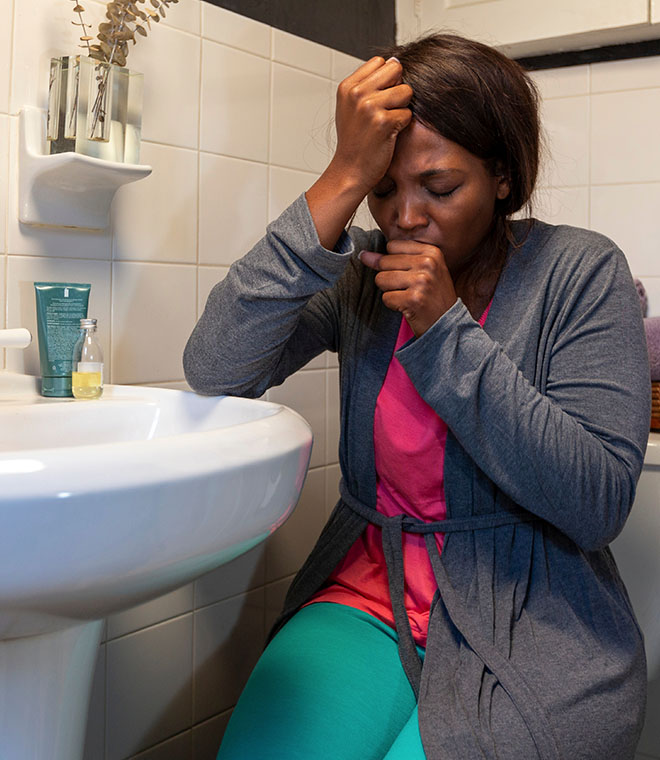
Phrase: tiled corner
[
  {"left": 202, "top": 3, "right": 270, "bottom": 58},
  {"left": 268, "top": 165, "right": 317, "bottom": 223},
  {"left": 270, "top": 63, "right": 334, "bottom": 173},
  {"left": 272, "top": 29, "right": 333, "bottom": 78},
  {"left": 538, "top": 95, "right": 589, "bottom": 188},
  {"left": 5, "top": 255, "right": 111, "bottom": 376},
  {"left": 7, "top": 116, "right": 113, "bottom": 259},
  {"left": 193, "top": 588, "right": 265, "bottom": 722},
  {"left": 192, "top": 711, "right": 231, "bottom": 760},
  {"left": 0, "top": 115, "right": 7, "bottom": 253},
  {"left": 529, "top": 64, "right": 589, "bottom": 100},
  {"left": 113, "top": 142, "right": 198, "bottom": 264},
  {"left": 590, "top": 183, "right": 660, "bottom": 277},
  {"left": 200, "top": 40, "right": 270, "bottom": 161},
  {"left": 267, "top": 368, "right": 327, "bottom": 467},
  {"left": 265, "top": 466, "right": 326, "bottom": 583},
  {"left": 532, "top": 185, "right": 589, "bottom": 228},
  {"left": 111, "top": 261, "right": 196, "bottom": 384},
  {"left": 199, "top": 153, "right": 268, "bottom": 266},
  {"left": 591, "top": 89, "right": 660, "bottom": 185},
  {"left": 591, "top": 55, "right": 660, "bottom": 94},
  {"left": 105, "top": 615, "right": 193, "bottom": 760},
  {"left": 124, "top": 23, "right": 201, "bottom": 150},
  {"left": 107, "top": 584, "right": 194, "bottom": 640}
]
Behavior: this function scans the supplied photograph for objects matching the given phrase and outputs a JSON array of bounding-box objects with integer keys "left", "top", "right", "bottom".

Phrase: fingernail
[
  {"left": 387, "top": 56, "right": 400, "bottom": 64},
  {"left": 357, "top": 250, "right": 366, "bottom": 261}
]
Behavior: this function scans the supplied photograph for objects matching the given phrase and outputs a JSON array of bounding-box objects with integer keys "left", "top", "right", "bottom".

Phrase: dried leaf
[
  {"left": 135, "top": 24, "right": 147, "bottom": 36},
  {"left": 73, "top": 4, "right": 85, "bottom": 11}
]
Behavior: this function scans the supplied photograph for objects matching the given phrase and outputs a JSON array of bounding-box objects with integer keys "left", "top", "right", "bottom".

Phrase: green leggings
[{"left": 216, "top": 602, "right": 427, "bottom": 759}]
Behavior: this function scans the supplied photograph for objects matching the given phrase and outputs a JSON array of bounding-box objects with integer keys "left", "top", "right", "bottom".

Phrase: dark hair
[{"left": 382, "top": 33, "right": 541, "bottom": 289}]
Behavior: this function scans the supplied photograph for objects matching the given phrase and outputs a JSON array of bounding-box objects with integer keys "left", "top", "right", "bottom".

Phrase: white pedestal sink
[{"left": 0, "top": 371, "right": 312, "bottom": 760}]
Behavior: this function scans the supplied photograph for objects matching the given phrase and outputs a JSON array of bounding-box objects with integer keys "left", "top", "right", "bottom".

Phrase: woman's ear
[{"left": 496, "top": 174, "right": 510, "bottom": 200}]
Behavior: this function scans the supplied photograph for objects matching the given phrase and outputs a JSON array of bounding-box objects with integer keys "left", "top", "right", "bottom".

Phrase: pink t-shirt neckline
[{"left": 310, "top": 301, "right": 492, "bottom": 647}]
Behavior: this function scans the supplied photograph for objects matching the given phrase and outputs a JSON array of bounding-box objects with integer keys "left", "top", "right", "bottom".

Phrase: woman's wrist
[{"left": 306, "top": 161, "right": 373, "bottom": 250}]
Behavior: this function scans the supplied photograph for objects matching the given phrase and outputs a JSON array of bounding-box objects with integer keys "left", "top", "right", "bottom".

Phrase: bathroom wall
[
  {"left": 0, "top": 1, "right": 362, "bottom": 758},
  {"left": 2, "top": 1, "right": 659, "bottom": 758}
]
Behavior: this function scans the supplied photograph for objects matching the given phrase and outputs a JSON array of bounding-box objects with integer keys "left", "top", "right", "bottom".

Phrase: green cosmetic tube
[{"left": 34, "top": 282, "right": 91, "bottom": 397}]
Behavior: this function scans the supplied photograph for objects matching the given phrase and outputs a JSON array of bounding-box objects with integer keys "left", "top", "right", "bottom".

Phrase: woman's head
[{"left": 383, "top": 33, "right": 541, "bottom": 222}]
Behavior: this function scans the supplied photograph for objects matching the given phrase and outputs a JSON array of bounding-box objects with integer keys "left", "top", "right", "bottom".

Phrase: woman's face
[{"left": 367, "top": 119, "right": 510, "bottom": 277}]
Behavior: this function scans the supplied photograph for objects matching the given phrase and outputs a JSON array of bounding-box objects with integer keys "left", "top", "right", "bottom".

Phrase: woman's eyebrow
[{"left": 419, "top": 168, "right": 462, "bottom": 178}]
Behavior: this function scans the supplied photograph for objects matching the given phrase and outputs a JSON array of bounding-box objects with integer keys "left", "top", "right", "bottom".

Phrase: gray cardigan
[{"left": 184, "top": 195, "right": 651, "bottom": 760}]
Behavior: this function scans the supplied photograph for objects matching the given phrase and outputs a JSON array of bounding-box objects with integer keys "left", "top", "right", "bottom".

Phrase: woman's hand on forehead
[{"left": 332, "top": 56, "right": 414, "bottom": 196}]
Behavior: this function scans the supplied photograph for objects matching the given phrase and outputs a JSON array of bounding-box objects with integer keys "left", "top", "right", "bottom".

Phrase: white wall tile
[
  {"left": 106, "top": 615, "right": 193, "bottom": 760},
  {"left": 202, "top": 4, "right": 270, "bottom": 58},
  {"left": 113, "top": 142, "right": 198, "bottom": 264},
  {"left": 192, "top": 711, "right": 231, "bottom": 760},
  {"left": 7, "top": 116, "right": 113, "bottom": 259},
  {"left": 107, "top": 584, "right": 194, "bottom": 640},
  {"left": 200, "top": 41, "right": 270, "bottom": 161},
  {"left": 161, "top": 0, "right": 200, "bottom": 37},
  {"left": 272, "top": 29, "right": 333, "bottom": 78},
  {"left": 197, "top": 265, "right": 227, "bottom": 318},
  {"left": 194, "top": 544, "right": 266, "bottom": 609},
  {"left": 265, "top": 466, "right": 326, "bottom": 582},
  {"left": 332, "top": 49, "right": 365, "bottom": 82},
  {"left": 5, "top": 255, "right": 111, "bottom": 376},
  {"left": 0, "top": 0, "right": 11, "bottom": 114},
  {"left": 11, "top": 0, "right": 106, "bottom": 115},
  {"left": 199, "top": 153, "right": 268, "bottom": 266},
  {"left": 590, "top": 184, "right": 660, "bottom": 277},
  {"left": 271, "top": 63, "right": 334, "bottom": 173},
  {"left": 533, "top": 185, "right": 590, "bottom": 228},
  {"left": 125, "top": 23, "right": 201, "bottom": 150},
  {"left": 591, "top": 55, "right": 660, "bottom": 93},
  {"left": 591, "top": 89, "right": 660, "bottom": 185},
  {"left": 111, "top": 261, "right": 196, "bottom": 383},
  {"left": 268, "top": 165, "right": 316, "bottom": 222},
  {"left": 538, "top": 96, "right": 590, "bottom": 187},
  {"left": 0, "top": 115, "right": 8, "bottom": 254},
  {"left": 267, "top": 368, "right": 326, "bottom": 467},
  {"left": 131, "top": 730, "right": 192, "bottom": 760},
  {"left": 82, "top": 643, "right": 106, "bottom": 760},
  {"left": 193, "top": 588, "right": 265, "bottom": 722},
  {"left": 530, "top": 64, "right": 589, "bottom": 100}
]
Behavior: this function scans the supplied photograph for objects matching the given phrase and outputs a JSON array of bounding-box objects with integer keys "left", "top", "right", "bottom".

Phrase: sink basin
[{"left": 0, "top": 371, "right": 312, "bottom": 760}]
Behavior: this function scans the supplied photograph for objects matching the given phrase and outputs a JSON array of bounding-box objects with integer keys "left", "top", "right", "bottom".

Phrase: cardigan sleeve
[
  {"left": 183, "top": 194, "right": 365, "bottom": 398},
  {"left": 396, "top": 236, "right": 651, "bottom": 551}
]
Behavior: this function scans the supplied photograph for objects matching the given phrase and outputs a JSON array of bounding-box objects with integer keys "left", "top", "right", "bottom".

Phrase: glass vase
[{"left": 47, "top": 55, "right": 144, "bottom": 164}]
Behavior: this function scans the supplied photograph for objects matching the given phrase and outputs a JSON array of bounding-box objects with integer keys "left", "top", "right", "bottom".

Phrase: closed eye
[{"left": 427, "top": 186, "right": 458, "bottom": 198}]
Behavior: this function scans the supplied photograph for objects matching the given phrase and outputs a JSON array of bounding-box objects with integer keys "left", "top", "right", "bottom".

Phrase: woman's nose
[{"left": 395, "top": 197, "right": 428, "bottom": 232}]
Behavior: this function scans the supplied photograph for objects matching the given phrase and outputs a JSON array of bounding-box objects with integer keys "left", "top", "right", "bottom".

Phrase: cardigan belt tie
[{"left": 339, "top": 480, "right": 562, "bottom": 760}]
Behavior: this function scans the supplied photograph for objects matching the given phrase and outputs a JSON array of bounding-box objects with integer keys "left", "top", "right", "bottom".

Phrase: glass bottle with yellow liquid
[{"left": 72, "top": 318, "right": 104, "bottom": 399}]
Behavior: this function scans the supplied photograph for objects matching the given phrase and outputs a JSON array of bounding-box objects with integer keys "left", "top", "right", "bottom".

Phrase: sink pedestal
[{"left": 0, "top": 621, "right": 103, "bottom": 760}]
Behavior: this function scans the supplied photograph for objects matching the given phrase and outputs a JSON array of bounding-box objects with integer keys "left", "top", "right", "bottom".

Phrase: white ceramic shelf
[{"left": 18, "top": 107, "right": 152, "bottom": 231}]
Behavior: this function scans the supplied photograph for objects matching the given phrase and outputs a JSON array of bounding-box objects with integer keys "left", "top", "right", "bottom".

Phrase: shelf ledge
[{"left": 18, "top": 107, "right": 152, "bottom": 231}]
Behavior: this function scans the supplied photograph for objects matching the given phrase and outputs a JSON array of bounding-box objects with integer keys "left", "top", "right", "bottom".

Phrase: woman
[{"left": 184, "top": 33, "right": 650, "bottom": 760}]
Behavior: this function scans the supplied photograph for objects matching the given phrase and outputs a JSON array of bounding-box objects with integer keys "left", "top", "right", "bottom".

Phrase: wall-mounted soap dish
[{"left": 18, "top": 107, "right": 152, "bottom": 231}]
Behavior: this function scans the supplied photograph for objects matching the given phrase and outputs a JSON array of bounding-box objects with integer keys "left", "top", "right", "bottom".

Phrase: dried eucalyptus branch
[{"left": 70, "top": 0, "right": 179, "bottom": 67}]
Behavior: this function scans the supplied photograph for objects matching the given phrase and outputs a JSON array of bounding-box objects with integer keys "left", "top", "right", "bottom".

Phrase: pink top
[{"left": 310, "top": 303, "right": 491, "bottom": 648}]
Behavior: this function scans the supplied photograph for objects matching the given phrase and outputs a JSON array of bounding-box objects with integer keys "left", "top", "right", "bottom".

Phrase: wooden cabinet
[{"left": 411, "top": 0, "right": 659, "bottom": 57}]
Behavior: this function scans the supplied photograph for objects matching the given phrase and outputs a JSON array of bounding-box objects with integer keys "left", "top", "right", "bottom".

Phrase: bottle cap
[{"left": 80, "top": 318, "right": 97, "bottom": 328}]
